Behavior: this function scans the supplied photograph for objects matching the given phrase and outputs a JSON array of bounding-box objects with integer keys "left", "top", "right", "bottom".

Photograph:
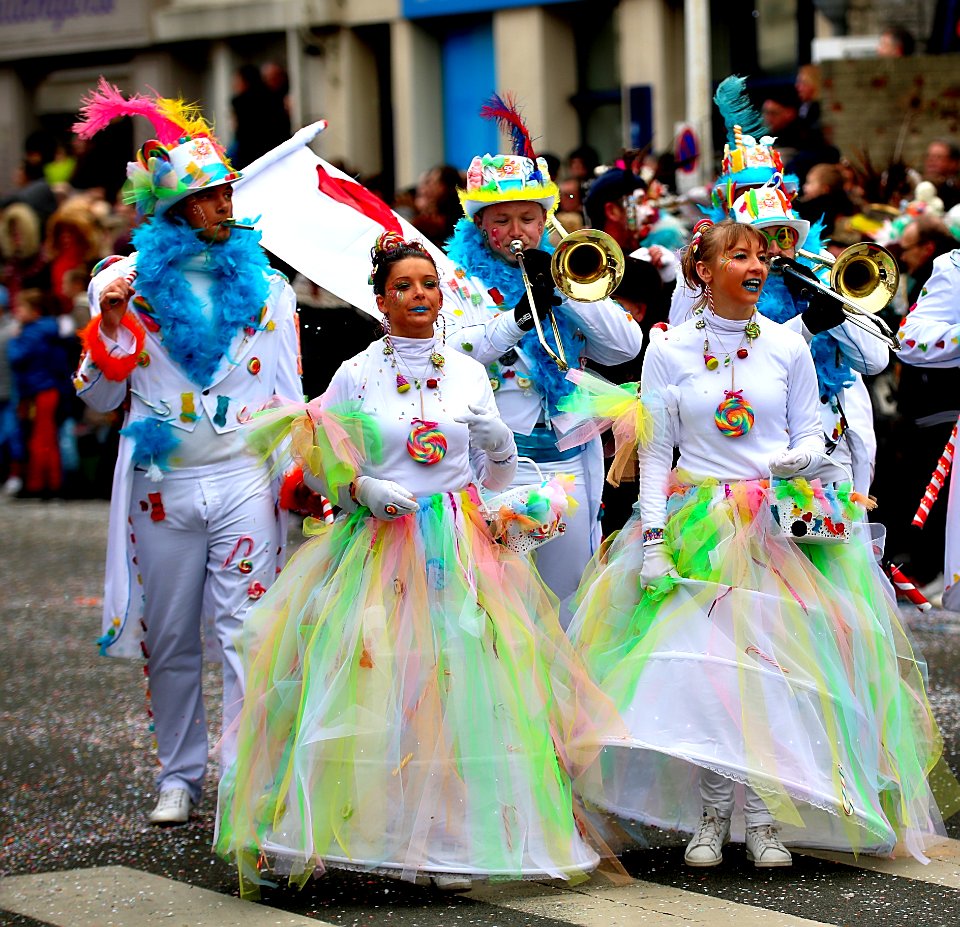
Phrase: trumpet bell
[
  {"left": 551, "top": 229, "right": 625, "bottom": 302},
  {"left": 830, "top": 242, "right": 899, "bottom": 314}
]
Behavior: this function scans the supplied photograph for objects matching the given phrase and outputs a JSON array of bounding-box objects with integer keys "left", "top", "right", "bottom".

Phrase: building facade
[{"left": 0, "top": 0, "right": 928, "bottom": 199}]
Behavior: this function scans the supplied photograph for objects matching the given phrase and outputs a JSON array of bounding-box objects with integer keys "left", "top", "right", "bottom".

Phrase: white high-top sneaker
[
  {"left": 683, "top": 806, "right": 731, "bottom": 867},
  {"left": 147, "top": 788, "right": 193, "bottom": 825},
  {"left": 745, "top": 824, "right": 792, "bottom": 867}
]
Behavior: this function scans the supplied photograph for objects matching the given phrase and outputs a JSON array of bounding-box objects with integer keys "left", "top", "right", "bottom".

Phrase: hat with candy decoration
[
  {"left": 73, "top": 77, "right": 240, "bottom": 219},
  {"left": 459, "top": 93, "right": 559, "bottom": 219},
  {"left": 711, "top": 75, "right": 799, "bottom": 213},
  {"left": 731, "top": 177, "right": 810, "bottom": 247}
]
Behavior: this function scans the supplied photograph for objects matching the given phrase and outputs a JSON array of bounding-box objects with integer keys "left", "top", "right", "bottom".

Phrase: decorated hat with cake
[
  {"left": 74, "top": 77, "right": 240, "bottom": 219},
  {"left": 710, "top": 75, "right": 799, "bottom": 213},
  {"left": 459, "top": 93, "right": 559, "bottom": 219}
]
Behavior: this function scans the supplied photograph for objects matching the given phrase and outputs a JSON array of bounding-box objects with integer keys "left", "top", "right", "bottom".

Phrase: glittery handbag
[
  {"left": 483, "top": 458, "right": 575, "bottom": 554},
  {"left": 769, "top": 478, "right": 851, "bottom": 545}
]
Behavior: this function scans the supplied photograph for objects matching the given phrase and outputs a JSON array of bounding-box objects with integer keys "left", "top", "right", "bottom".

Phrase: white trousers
[
  {"left": 699, "top": 768, "right": 774, "bottom": 828},
  {"left": 130, "top": 463, "right": 280, "bottom": 802},
  {"left": 514, "top": 446, "right": 602, "bottom": 630}
]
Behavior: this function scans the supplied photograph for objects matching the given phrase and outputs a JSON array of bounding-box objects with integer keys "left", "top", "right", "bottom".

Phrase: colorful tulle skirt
[
  {"left": 215, "top": 486, "right": 622, "bottom": 892},
  {"left": 568, "top": 476, "right": 949, "bottom": 860}
]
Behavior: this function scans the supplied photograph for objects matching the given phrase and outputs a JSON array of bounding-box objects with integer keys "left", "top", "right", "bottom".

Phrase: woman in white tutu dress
[
  {"left": 568, "top": 218, "right": 950, "bottom": 869},
  {"left": 215, "top": 232, "right": 623, "bottom": 896}
]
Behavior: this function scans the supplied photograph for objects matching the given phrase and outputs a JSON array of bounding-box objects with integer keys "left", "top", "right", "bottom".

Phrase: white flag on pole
[{"left": 234, "top": 121, "right": 462, "bottom": 318}]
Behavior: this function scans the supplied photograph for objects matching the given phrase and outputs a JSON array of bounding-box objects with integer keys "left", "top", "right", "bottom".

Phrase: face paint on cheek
[
  {"left": 490, "top": 229, "right": 501, "bottom": 248},
  {"left": 720, "top": 257, "right": 732, "bottom": 271}
]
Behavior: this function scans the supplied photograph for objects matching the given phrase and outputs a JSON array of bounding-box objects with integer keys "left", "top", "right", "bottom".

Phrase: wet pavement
[{"left": 2, "top": 496, "right": 960, "bottom": 926}]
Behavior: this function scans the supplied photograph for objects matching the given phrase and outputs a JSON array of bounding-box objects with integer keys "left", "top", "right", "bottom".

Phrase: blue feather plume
[{"left": 714, "top": 75, "right": 766, "bottom": 147}]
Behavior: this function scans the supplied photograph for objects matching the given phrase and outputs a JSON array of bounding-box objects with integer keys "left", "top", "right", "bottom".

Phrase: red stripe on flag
[{"left": 316, "top": 164, "right": 402, "bottom": 235}]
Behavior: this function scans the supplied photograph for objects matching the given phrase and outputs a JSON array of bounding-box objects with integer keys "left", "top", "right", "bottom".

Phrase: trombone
[
  {"left": 771, "top": 242, "right": 900, "bottom": 350},
  {"left": 511, "top": 214, "right": 626, "bottom": 371}
]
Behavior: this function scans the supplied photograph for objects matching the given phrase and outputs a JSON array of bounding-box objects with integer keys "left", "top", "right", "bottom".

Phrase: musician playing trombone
[{"left": 441, "top": 96, "right": 642, "bottom": 628}]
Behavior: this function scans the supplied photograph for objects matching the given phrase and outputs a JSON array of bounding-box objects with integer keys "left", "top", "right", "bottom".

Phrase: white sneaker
[
  {"left": 147, "top": 788, "right": 193, "bottom": 825},
  {"left": 684, "top": 806, "right": 730, "bottom": 867},
  {"left": 745, "top": 824, "right": 792, "bottom": 867},
  {"left": 2, "top": 476, "right": 22, "bottom": 496},
  {"left": 431, "top": 875, "right": 473, "bottom": 892}
]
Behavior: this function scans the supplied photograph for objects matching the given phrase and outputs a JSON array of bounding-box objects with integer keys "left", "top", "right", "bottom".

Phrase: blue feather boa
[
  {"left": 131, "top": 218, "right": 271, "bottom": 387},
  {"left": 120, "top": 418, "right": 180, "bottom": 476},
  {"left": 445, "top": 218, "right": 581, "bottom": 416}
]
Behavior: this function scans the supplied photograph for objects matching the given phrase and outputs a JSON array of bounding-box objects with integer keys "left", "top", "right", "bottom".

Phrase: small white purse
[
  {"left": 483, "top": 458, "right": 575, "bottom": 553},
  {"left": 770, "top": 478, "right": 852, "bottom": 545}
]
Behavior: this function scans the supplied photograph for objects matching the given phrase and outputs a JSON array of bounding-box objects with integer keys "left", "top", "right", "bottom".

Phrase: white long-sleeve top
[
  {"left": 639, "top": 312, "right": 825, "bottom": 528},
  {"left": 442, "top": 274, "right": 643, "bottom": 436},
  {"left": 323, "top": 335, "right": 516, "bottom": 496},
  {"left": 897, "top": 250, "right": 960, "bottom": 368},
  {"left": 668, "top": 273, "right": 886, "bottom": 492}
]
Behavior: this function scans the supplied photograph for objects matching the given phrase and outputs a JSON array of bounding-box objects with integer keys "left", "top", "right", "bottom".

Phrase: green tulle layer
[
  {"left": 569, "top": 476, "right": 957, "bottom": 859},
  {"left": 216, "top": 488, "right": 623, "bottom": 895}
]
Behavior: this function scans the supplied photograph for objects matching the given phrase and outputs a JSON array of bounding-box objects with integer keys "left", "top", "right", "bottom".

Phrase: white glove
[
  {"left": 768, "top": 448, "right": 813, "bottom": 478},
  {"left": 453, "top": 404, "right": 516, "bottom": 461},
  {"left": 353, "top": 475, "right": 419, "bottom": 520},
  {"left": 639, "top": 541, "right": 680, "bottom": 590}
]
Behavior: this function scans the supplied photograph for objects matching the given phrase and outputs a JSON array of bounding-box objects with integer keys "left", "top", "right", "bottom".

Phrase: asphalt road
[{"left": 2, "top": 496, "right": 960, "bottom": 926}]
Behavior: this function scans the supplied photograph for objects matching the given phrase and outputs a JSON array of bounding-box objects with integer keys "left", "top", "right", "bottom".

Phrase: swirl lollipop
[
  {"left": 715, "top": 389, "right": 754, "bottom": 438},
  {"left": 407, "top": 418, "right": 447, "bottom": 465}
]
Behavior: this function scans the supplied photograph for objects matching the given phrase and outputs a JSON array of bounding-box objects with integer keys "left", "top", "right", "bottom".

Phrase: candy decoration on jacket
[
  {"left": 886, "top": 562, "right": 932, "bottom": 613},
  {"left": 715, "top": 389, "right": 754, "bottom": 437},
  {"left": 407, "top": 419, "right": 447, "bottom": 465},
  {"left": 213, "top": 395, "right": 230, "bottom": 428},
  {"left": 147, "top": 491, "right": 166, "bottom": 522},
  {"left": 913, "top": 418, "right": 958, "bottom": 528}
]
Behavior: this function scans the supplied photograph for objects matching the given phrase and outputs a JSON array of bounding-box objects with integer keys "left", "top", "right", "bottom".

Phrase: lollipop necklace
[
  {"left": 695, "top": 302, "right": 760, "bottom": 439},
  {"left": 383, "top": 336, "right": 448, "bottom": 465}
]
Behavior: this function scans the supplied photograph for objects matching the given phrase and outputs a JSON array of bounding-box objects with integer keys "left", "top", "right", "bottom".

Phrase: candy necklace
[
  {"left": 383, "top": 337, "right": 448, "bottom": 465},
  {"left": 383, "top": 336, "right": 445, "bottom": 392},
  {"left": 695, "top": 307, "right": 759, "bottom": 439}
]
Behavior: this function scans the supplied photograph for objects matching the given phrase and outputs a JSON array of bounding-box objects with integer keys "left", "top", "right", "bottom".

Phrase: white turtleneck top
[
  {"left": 639, "top": 311, "right": 825, "bottom": 528},
  {"left": 323, "top": 335, "right": 516, "bottom": 497}
]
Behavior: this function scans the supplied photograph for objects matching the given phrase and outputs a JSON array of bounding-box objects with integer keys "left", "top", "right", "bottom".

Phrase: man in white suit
[{"left": 74, "top": 84, "right": 301, "bottom": 825}]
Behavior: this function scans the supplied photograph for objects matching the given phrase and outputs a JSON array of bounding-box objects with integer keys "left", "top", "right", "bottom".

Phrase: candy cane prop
[
  {"left": 320, "top": 495, "right": 335, "bottom": 525},
  {"left": 886, "top": 563, "right": 932, "bottom": 613},
  {"left": 912, "top": 418, "right": 958, "bottom": 528}
]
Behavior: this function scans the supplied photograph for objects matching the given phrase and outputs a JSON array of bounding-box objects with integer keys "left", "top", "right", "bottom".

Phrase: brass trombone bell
[
  {"left": 509, "top": 217, "right": 626, "bottom": 371},
  {"left": 797, "top": 242, "right": 899, "bottom": 316},
  {"left": 551, "top": 228, "right": 626, "bottom": 302}
]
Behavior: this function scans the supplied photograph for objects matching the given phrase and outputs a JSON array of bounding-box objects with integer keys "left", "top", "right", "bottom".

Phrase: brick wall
[{"left": 821, "top": 55, "right": 960, "bottom": 172}]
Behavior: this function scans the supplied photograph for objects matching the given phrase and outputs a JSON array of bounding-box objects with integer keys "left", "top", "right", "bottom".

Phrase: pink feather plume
[{"left": 73, "top": 77, "right": 185, "bottom": 146}]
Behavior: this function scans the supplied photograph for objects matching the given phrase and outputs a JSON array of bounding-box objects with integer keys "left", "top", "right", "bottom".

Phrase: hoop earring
[{"left": 380, "top": 313, "right": 391, "bottom": 336}]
